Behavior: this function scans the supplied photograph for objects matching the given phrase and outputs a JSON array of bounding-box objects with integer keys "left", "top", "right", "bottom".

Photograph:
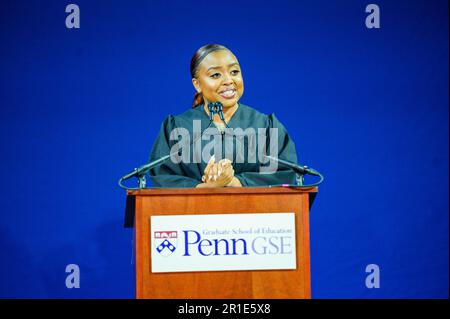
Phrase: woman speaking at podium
[{"left": 149, "top": 44, "right": 299, "bottom": 188}]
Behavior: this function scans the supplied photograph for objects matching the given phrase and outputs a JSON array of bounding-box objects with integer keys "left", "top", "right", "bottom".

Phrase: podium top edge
[{"left": 126, "top": 186, "right": 318, "bottom": 196}]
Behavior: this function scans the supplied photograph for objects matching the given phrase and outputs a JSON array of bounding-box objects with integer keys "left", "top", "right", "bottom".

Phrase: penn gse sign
[{"left": 151, "top": 213, "right": 296, "bottom": 273}]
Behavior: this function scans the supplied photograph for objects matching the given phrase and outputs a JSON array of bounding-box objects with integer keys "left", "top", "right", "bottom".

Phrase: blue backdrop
[{"left": 0, "top": 0, "right": 448, "bottom": 298}]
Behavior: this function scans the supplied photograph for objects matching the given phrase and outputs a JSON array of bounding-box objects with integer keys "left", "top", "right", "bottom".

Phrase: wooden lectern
[{"left": 125, "top": 186, "right": 317, "bottom": 299}]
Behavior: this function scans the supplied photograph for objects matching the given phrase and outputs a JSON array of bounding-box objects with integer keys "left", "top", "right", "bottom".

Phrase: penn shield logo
[{"left": 154, "top": 231, "right": 178, "bottom": 256}]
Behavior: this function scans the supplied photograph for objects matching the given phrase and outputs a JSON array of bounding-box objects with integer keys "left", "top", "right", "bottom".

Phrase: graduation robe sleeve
[
  {"left": 148, "top": 115, "right": 201, "bottom": 188},
  {"left": 234, "top": 113, "right": 298, "bottom": 187}
]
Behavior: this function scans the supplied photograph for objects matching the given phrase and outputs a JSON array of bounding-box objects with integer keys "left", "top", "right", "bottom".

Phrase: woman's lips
[{"left": 219, "top": 89, "right": 236, "bottom": 99}]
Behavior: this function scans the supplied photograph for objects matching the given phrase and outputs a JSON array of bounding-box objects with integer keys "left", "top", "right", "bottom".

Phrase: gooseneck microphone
[
  {"left": 208, "top": 101, "right": 229, "bottom": 128},
  {"left": 119, "top": 154, "right": 172, "bottom": 189},
  {"left": 263, "top": 155, "right": 320, "bottom": 176},
  {"left": 262, "top": 155, "right": 324, "bottom": 186},
  {"left": 119, "top": 101, "right": 226, "bottom": 190}
]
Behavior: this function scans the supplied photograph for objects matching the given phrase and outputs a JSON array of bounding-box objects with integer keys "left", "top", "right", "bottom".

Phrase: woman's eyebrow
[{"left": 207, "top": 63, "right": 240, "bottom": 72}]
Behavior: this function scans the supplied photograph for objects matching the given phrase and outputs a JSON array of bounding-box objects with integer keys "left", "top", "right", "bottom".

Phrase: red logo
[
  {"left": 154, "top": 231, "right": 177, "bottom": 239},
  {"left": 154, "top": 231, "right": 178, "bottom": 257}
]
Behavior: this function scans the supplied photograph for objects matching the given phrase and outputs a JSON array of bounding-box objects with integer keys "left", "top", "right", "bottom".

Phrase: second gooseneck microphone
[
  {"left": 208, "top": 101, "right": 229, "bottom": 134},
  {"left": 208, "top": 101, "right": 227, "bottom": 123}
]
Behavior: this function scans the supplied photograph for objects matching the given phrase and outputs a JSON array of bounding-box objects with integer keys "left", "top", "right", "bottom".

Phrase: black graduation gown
[{"left": 148, "top": 103, "right": 298, "bottom": 187}]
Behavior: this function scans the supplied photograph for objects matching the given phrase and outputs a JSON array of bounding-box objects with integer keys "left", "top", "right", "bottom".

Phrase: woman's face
[{"left": 192, "top": 50, "right": 244, "bottom": 109}]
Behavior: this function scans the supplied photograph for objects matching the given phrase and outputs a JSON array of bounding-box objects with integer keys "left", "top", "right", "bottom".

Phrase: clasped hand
[{"left": 198, "top": 155, "right": 241, "bottom": 187}]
